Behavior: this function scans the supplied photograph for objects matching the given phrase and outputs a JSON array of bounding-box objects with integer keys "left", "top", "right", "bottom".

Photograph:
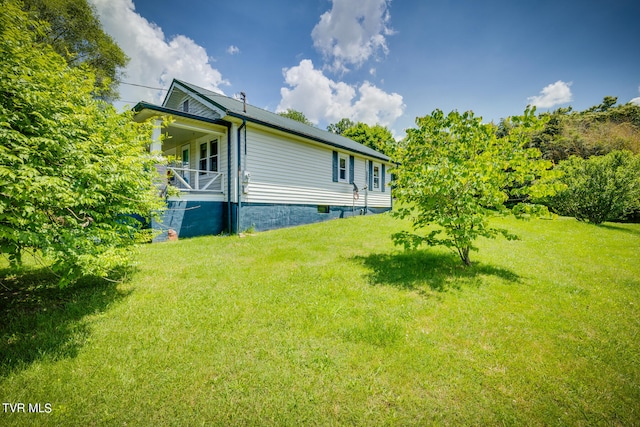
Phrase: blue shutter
[
  {"left": 332, "top": 151, "right": 338, "bottom": 182},
  {"left": 368, "top": 160, "right": 373, "bottom": 189},
  {"left": 349, "top": 155, "right": 354, "bottom": 183},
  {"left": 381, "top": 164, "right": 386, "bottom": 192}
]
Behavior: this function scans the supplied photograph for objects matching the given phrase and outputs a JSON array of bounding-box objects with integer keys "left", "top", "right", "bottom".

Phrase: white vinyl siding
[
  {"left": 240, "top": 126, "right": 391, "bottom": 207},
  {"left": 164, "top": 91, "right": 221, "bottom": 120}
]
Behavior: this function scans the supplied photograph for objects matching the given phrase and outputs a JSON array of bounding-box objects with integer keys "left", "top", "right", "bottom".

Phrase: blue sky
[{"left": 91, "top": 0, "right": 640, "bottom": 138}]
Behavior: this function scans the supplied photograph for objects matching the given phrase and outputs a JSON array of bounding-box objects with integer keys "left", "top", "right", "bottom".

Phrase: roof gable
[
  {"left": 163, "top": 82, "right": 225, "bottom": 120},
  {"left": 168, "top": 80, "right": 390, "bottom": 162}
]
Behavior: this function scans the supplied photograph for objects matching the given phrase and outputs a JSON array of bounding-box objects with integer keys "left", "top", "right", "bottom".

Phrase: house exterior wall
[
  {"left": 139, "top": 86, "right": 394, "bottom": 238},
  {"left": 152, "top": 199, "right": 227, "bottom": 242},
  {"left": 240, "top": 124, "right": 392, "bottom": 209}
]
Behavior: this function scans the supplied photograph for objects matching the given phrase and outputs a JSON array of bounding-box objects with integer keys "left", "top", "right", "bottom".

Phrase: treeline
[
  {"left": 322, "top": 97, "right": 640, "bottom": 225},
  {"left": 527, "top": 98, "right": 640, "bottom": 223},
  {"left": 522, "top": 96, "right": 640, "bottom": 163}
]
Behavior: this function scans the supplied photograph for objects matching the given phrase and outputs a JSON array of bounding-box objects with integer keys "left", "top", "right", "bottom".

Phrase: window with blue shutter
[
  {"left": 334, "top": 152, "right": 358, "bottom": 185},
  {"left": 368, "top": 160, "right": 373, "bottom": 189},
  {"left": 381, "top": 164, "right": 386, "bottom": 192}
]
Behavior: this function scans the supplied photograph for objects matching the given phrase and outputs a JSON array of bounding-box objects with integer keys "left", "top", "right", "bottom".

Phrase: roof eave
[
  {"left": 132, "top": 101, "right": 231, "bottom": 127},
  {"left": 224, "top": 110, "right": 390, "bottom": 162}
]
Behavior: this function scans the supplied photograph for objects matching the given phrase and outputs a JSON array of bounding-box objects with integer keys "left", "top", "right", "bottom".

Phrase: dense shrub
[{"left": 544, "top": 151, "right": 640, "bottom": 224}]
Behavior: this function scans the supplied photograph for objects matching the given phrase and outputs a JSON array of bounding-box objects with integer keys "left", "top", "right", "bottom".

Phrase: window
[
  {"left": 181, "top": 145, "right": 190, "bottom": 183},
  {"left": 199, "top": 142, "right": 207, "bottom": 172},
  {"left": 317, "top": 205, "right": 330, "bottom": 214},
  {"left": 209, "top": 140, "right": 218, "bottom": 172},
  {"left": 182, "top": 99, "right": 189, "bottom": 112},
  {"left": 339, "top": 155, "right": 347, "bottom": 182},
  {"left": 199, "top": 139, "right": 219, "bottom": 174},
  {"left": 373, "top": 165, "right": 380, "bottom": 189},
  {"left": 181, "top": 146, "right": 189, "bottom": 168},
  {"left": 333, "top": 151, "right": 354, "bottom": 183}
]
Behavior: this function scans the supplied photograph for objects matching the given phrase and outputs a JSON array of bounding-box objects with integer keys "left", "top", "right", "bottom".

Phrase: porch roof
[{"left": 132, "top": 101, "right": 231, "bottom": 128}]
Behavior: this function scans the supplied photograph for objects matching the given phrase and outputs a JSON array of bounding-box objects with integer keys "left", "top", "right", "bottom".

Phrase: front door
[{"left": 181, "top": 145, "right": 190, "bottom": 183}]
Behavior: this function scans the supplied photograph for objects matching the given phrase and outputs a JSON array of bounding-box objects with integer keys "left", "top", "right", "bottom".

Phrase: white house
[{"left": 133, "top": 79, "right": 393, "bottom": 240}]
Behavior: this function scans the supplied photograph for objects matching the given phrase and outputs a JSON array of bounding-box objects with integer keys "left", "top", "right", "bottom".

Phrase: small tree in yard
[
  {"left": 392, "top": 108, "right": 558, "bottom": 266},
  {"left": 0, "top": 1, "right": 163, "bottom": 285}
]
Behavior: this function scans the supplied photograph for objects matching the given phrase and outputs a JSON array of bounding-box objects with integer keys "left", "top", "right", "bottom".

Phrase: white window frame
[
  {"left": 373, "top": 164, "right": 380, "bottom": 189},
  {"left": 338, "top": 153, "right": 348, "bottom": 183},
  {"left": 198, "top": 138, "right": 219, "bottom": 174}
]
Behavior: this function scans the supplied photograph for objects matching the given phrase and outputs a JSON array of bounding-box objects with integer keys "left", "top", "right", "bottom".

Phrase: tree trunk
[{"left": 458, "top": 246, "right": 472, "bottom": 266}]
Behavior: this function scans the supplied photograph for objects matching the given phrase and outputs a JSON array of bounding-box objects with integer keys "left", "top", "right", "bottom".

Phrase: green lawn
[{"left": 1, "top": 213, "right": 639, "bottom": 425}]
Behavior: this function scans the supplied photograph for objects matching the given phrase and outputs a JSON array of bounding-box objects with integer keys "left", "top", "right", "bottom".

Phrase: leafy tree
[
  {"left": 278, "top": 108, "right": 314, "bottom": 126},
  {"left": 327, "top": 118, "right": 356, "bottom": 135},
  {"left": 341, "top": 122, "right": 398, "bottom": 157},
  {"left": 543, "top": 151, "right": 640, "bottom": 224},
  {"left": 21, "top": 0, "right": 128, "bottom": 100},
  {"left": 0, "top": 0, "right": 163, "bottom": 285},
  {"left": 392, "top": 108, "right": 557, "bottom": 266},
  {"left": 585, "top": 95, "right": 618, "bottom": 113},
  {"left": 531, "top": 98, "right": 640, "bottom": 163}
]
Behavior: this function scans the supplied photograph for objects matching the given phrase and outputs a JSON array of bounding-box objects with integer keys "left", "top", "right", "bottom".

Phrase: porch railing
[{"left": 165, "top": 166, "right": 225, "bottom": 193}]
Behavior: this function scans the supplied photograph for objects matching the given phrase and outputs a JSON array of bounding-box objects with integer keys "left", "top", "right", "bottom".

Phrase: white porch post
[{"left": 150, "top": 119, "right": 162, "bottom": 153}]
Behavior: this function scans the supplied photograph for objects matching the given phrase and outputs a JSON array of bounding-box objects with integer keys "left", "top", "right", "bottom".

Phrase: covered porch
[{"left": 134, "top": 102, "right": 236, "bottom": 239}]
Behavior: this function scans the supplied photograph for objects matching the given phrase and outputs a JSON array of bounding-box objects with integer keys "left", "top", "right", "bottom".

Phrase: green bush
[{"left": 545, "top": 151, "right": 640, "bottom": 224}]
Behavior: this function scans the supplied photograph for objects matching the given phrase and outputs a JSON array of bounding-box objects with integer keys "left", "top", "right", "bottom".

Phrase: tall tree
[
  {"left": 393, "top": 108, "right": 557, "bottom": 266},
  {"left": 585, "top": 96, "right": 618, "bottom": 113},
  {"left": 1, "top": 0, "right": 162, "bottom": 285},
  {"left": 327, "top": 118, "right": 356, "bottom": 135},
  {"left": 339, "top": 122, "right": 397, "bottom": 157},
  {"left": 278, "top": 108, "right": 314, "bottom": 126},
  {"left": 22, "top": 0, "right": 128, "bottom": 101}
]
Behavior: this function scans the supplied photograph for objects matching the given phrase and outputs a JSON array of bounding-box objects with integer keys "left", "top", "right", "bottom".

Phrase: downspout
[
  {"left": 225, "top": 121, "right": 232, "bottom": 234},
  {"left": 236, "top": 119, "right": 246, "bottom": 233}
]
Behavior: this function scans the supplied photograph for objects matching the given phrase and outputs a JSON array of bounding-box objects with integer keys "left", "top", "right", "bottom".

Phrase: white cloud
[
  {"left": 277, "top": 59, "right": 404, "bottom": 127},
  {"left": 227, "top": 45, "right": 240, "bottom": 55},
  {"left": 353, "top": 81, "right": 404, "bottom": 125},
  {"left": 89, "top": 0, "right": 229, "bottom": 108},
  {"left": 527, "top": 80, "right": 573, "bottom": 108},
  {"left": 311, "top": 0, "right": 394, "bottom": 72},
  {"left": 630, "top": 86, "right": 640, "bottom": 105}
]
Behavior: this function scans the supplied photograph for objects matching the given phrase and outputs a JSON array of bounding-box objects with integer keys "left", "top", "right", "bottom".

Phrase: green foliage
[
  {"left": 393, "top": 108, "right": 557, "bottom": 266},
  {"left": 21, "top": 0, "right": 128, "bottom": 101},
  {"left": 277, "top": 108, "right": 315, "bottom": 126},
  {"left": 530, "top": 98, "right": 640, "bottom": 163},
  {"left": 326, "top": 118, "right": 355, "bottom": 135},
  {"left": 0, "top": 0, "right": 163, "bottom": 285},
  {"left": 341, "top": 122, "right": 398, "bottom": 157},
  {"left": 543, "top": 151, "right": 640, "bottom": 224}
]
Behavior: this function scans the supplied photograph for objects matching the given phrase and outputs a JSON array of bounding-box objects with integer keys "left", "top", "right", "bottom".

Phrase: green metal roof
[{"left": 171, "top": 79, "right": 391, "bottom": 162}]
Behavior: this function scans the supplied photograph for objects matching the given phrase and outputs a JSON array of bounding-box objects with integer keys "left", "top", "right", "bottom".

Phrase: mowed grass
[{"left": 1, "top": 213, "right": 639, "bottom": 425}]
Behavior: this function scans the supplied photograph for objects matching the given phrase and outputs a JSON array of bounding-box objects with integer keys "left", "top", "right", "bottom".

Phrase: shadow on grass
[
  {"left": 598, "top": 223, "right": 640, "bottom": 237},
  {"left": 352, "top": 250, "right": 519, "bottom": 295},
  {"left": 0, "top": 267, "right": 133, "bottom": 378}
]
